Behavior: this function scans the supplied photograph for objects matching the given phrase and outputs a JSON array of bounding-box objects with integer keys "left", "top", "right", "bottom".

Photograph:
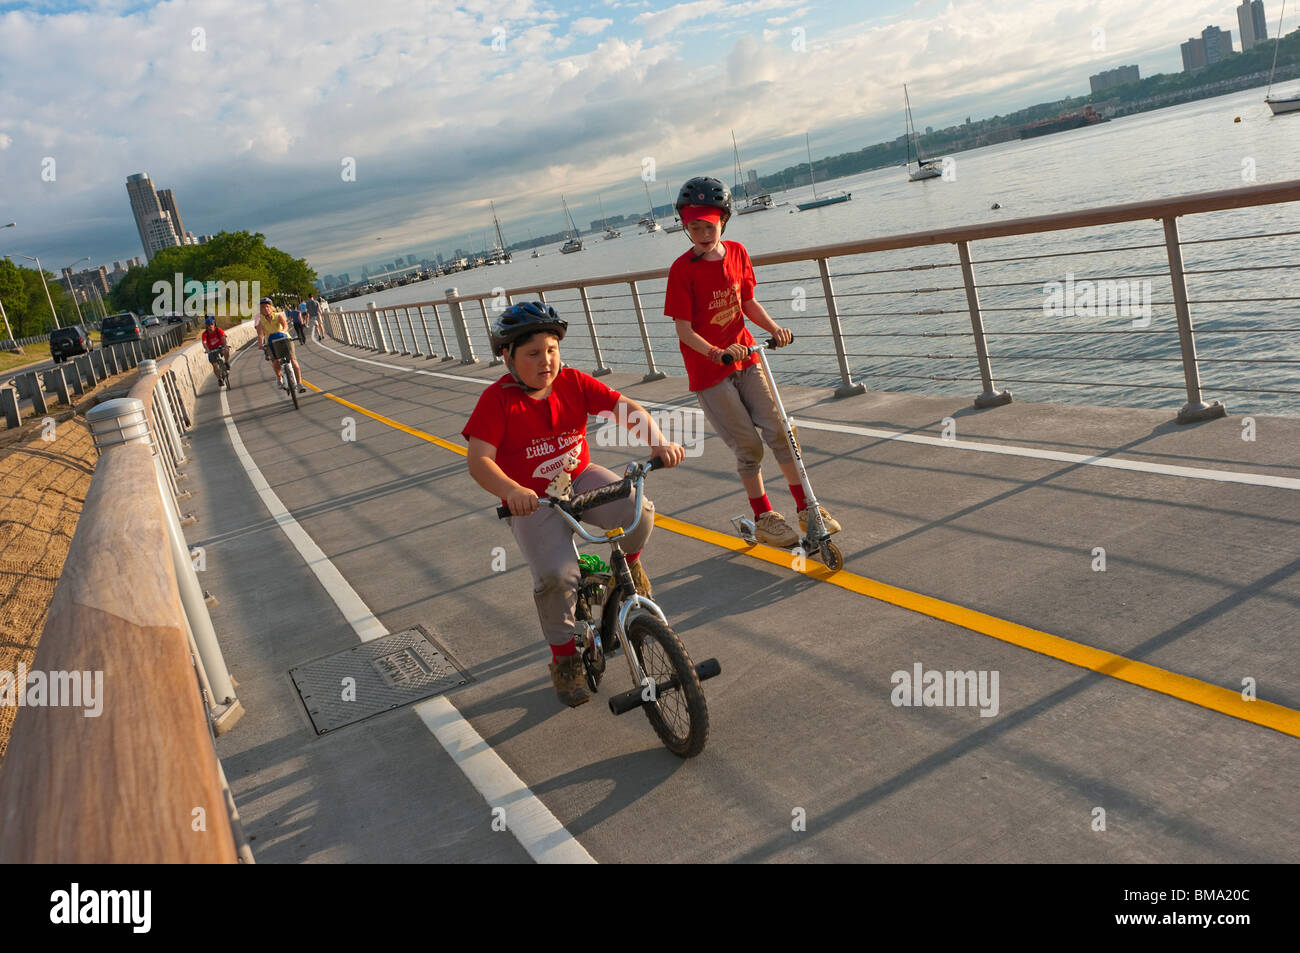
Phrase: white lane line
[
  {"left": 314, "top": 340, "right": 1300, "bottom": 490},
  {"left": 216, "top": 374, "right": 595, "bottom": 864}
]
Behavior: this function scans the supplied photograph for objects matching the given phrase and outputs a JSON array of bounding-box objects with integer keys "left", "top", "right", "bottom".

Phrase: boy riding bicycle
[
  {"left": 663, "top": 176, "right": 841, "bottom": 547},
  {"left": 201, "top": 316, "right": 231, "bottom": 387},
  {"left": 463, "top": 302, "right": 685, "bottom": 708}
]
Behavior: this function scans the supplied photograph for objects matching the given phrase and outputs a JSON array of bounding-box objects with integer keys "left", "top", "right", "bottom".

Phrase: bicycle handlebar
[
  {"left": 496, "top": 456, "right": 665, "bottom": 522},
  {"left": 719, "top": 335, "right": 793, "bottom": 365}
]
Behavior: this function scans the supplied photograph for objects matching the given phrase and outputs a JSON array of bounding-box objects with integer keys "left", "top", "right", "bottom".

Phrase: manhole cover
[{"left": 289, "top": 625, "right": 471, "bottom": 734}]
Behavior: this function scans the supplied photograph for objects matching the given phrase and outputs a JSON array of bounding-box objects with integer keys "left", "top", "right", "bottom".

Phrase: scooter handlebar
[{"left": 719, "top": 335, "right": 794, "bottom": 365}]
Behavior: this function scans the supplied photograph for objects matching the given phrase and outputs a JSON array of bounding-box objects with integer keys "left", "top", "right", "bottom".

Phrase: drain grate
[{"left": 289, "top": 625, "right": 471, "bottom": 734}]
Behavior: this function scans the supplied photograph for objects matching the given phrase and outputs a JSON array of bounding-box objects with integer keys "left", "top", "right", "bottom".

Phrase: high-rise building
[
  {"left": 406, "top": 255, "right": 417, "bottom": 267},
  {"left": 337, "top": 273, "right": 350, "bottom": 285},
  {"left": 1203, "top": 25, "right": 1234, "bottom": 65},
  {"left": 126, "top": 172, "right": 186, "bottom": 260},
  {"left": 1089, "top": 64, "right": 1141, "bottom": 93},
  {"left": 157, "top": 189, "right": 186, "bottom": 239},
  {"left": 1238, "top": 1, "right": 1269, "bottom": 51},
  {"left": 1181, "top": 36, "right": 1208, "bottom": 72}
]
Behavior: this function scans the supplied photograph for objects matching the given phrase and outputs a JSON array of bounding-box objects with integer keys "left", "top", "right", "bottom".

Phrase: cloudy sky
[{"left": 0, "top": 0, "right": 1265, "bottom": 276}]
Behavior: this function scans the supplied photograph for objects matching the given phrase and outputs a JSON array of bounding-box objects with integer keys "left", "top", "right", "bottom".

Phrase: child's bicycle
[
  {"left": 498, "top": 458, "right": 721, "bottom": 758},
  {"left": 723, "top": 336, "right": 843, "bottom": 571},
  {"left": 265, "top": 337, "right": 301, "bottom": 409},
  {"left": 210, "top": 350, "right": 231, "bottom": 389}
]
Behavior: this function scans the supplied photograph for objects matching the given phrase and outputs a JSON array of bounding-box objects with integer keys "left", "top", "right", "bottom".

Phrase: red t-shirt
[
  {"left": 663, "top": 240, "right": 759, "bottom": 392},
  {"left": 462, "top": 368, "right": 621, "bottom": 497},
  {"left": 202, "top": 327, "right": 227, "bottom": 350}
]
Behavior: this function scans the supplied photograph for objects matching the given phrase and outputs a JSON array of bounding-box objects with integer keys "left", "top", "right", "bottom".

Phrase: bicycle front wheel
[
  {"left": 286, "top": 367, "right": 299, "bottom": 409},
  {"left": 626, "top": 615, "right": 709, "bottom": 758}
]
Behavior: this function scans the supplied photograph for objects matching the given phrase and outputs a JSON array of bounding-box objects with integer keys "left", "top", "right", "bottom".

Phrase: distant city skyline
[{"left": 0, "top": 0, "right": 1292, "bottom": 277}]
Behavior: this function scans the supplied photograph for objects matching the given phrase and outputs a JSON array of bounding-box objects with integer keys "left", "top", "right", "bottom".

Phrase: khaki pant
[
  {"left": 508, "top": 464, "right": 655, "bottom": 646},
  {"left": 696, "top": 364, "right": 793, "bottom": 477}
]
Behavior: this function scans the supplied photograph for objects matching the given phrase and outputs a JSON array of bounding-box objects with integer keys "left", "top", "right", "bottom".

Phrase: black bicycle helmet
[
  {"left": 675, "top": 176, "right": 732, "bottom": 229},
  {"left": 490, "top": 301, "right": 568, "bottom": 356}
]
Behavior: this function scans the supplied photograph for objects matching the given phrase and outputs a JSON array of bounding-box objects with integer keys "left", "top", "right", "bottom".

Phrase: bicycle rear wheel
[{"left": 626, "top": 615, "right": 709, "bottom": 758}]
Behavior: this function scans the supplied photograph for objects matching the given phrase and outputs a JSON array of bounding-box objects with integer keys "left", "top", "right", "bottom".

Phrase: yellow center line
[{"left": 306, "top": 382, "right": 1300, "bottom": 740}]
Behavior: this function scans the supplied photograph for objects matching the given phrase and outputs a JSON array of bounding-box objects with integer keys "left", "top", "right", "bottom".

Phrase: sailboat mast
[
  {"left": 1267, "top": 0, "right": 1287, "bottom": 96},
  {"left": 598, "top": 195, "right": 609, "bottom": 230},
  {"left": 491, "top": 200, "right": 506, "bottom": 250},
  {"left": 805, "top": 133, "right": 818, "bottom": 199},
  {"left": 732, "top": 130, "right": 744, "bottom": 194},
  {"left": 904, "top": 84, "right": 915, "bottom": 169}
]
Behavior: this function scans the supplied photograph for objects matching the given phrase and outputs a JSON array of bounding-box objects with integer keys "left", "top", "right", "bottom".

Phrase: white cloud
[{"left": 572, "top": 17, "right": 614, "bottom": 35}]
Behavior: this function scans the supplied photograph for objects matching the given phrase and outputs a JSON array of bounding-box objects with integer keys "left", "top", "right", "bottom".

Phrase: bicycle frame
[{"left": 534, "top": 462, "right": 666, "bottom": 693}]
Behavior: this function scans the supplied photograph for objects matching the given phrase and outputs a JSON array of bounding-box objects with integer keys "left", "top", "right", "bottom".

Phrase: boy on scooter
[
  {"left": 663, "top": 176, "right": 841, "bottom": 547},
  {"left": 463, "top": 302, "right": 685, "bottom": 708}
]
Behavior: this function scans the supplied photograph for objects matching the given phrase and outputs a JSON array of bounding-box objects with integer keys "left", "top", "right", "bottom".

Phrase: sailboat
[
  {"left": 795, "top": 133, "right": 851, "bottom": 211},
  {"left": 598, "top": 195, "right": 620, "bottom": 239},
  {"left": 905, "top": 85, "right": 942, "bottom": 180},
  {"left": 488, "top": 201, "right": 513, "bottom": 263},
  {"left": 1266, "top": 0, "right": 1300, "bottom": 114},
  {"left": 559, "top": 196, "right": 584, "bottom": 254},
  {"left": 664, "top": 186, "right": 685, "bottom": 233},
  {"left": 733, "top": 131, "right": 774, "bottom": 214},
  {"left": 639, "top": 181, "right": 662, "bottom": 233}
]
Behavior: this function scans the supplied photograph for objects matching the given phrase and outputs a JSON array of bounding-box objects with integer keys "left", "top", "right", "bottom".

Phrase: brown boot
[
  {"left": 628, "top": 558, "right": 653, "bottom": 599},
  {"left": 549, "top": 654, "right": 590, "bottom": 707}
]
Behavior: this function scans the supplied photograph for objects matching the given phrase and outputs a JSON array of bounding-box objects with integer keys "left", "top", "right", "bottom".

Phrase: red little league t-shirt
[
  {"left": 663, "top": 240, "right": 759, "bottom": 392},
  {"left": 462, "top": 367, "right": 621, "bottom": 497}
]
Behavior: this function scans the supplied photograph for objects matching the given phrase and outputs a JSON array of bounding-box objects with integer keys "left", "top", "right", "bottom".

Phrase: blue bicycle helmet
[{"left": 490, "top": 301, "right": 567, "bottom": 356}]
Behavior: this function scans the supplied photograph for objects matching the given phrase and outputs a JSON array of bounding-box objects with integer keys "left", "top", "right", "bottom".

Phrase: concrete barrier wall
[{"left": 161, "top": 319, "right": 257, "bottom": 423}]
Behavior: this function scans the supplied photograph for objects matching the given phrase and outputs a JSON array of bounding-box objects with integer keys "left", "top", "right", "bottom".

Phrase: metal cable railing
[{"left": 329, "top": 178, "right": 1300, "bottom": 418}]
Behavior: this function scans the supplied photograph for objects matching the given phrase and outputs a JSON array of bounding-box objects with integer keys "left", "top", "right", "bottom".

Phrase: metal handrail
[{"left": 332, "top": 178, "right": 1300, "bottom": 420}]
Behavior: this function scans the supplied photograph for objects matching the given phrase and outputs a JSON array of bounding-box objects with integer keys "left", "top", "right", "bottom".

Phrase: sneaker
[
  {"left": 297, "top": 385, "right": 307, "bottom": 394},
  {"left": 548, "top": 654, "right": 590, "bottom": 708},
  {"left": 628, "top": 559, "right": 653, "bottom": 599},
  {"left": 798, "top": 505, "right": 842, "bottom": 536},
  {"left": 754, "top": 510, "right": 800, "bottom": 547}
]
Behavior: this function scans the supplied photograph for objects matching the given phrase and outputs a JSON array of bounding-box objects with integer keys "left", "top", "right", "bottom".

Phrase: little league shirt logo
[
  {"left": 531, "top": 436, "right": 585, "bottom": 483},
  {"left": 709, "top": 284, "right": 742, "bottom": 327}
]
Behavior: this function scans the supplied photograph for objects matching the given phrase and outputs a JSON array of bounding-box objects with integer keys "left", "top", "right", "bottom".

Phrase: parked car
[
  {"left": 49, "top": 325, "right": 94, "bottom": 363},
  {"left": 100, "top": 312, "right": 144, "bottom": 345},
  {"left": 142, "top": 315, "right": 161, "bottom": 328},
  {"left": 164, "top": 312, "right": 185, "bottom": 325}
]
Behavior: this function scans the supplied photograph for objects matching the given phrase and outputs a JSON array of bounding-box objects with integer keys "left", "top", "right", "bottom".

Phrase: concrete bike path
[{"left": 191, "top": 336, "right": 1300, "bottom": 863}]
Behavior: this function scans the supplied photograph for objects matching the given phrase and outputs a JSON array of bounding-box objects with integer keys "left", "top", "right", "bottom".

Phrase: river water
[{"left": 340, "top": 87, "right": 1300, "bottom": 417}]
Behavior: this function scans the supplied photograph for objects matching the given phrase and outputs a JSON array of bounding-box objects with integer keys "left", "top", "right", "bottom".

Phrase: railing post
[
  {"left": 480, "top": 299, "right": 502, "bottom": 366},
  {"left": 404, "top": 307, "right": 422, "bottom": 357},
  {"left": 43, "top": 367, "right": 71, "bottom": 406},
  {"left": 445, "top": 288, "right": 478, "bottom": 364},
  {"left": 416, "top": 306, "right": 437, "bottom": 358},
  {"left": 956, "top": 241, "right": 1013, "bottom": 409},
  {"left": 368, "top": 301, "right": 388, "bottom": 352},
  {"left": 429, "top": 304, "right": 453, "bottom": 360},
  {"left": 391, "top": 308, "right": 410, "bottom": 354},
  {"left": 1162, "top": 216, "right": 1226, "bottom": 424},
  {"left": 579, "top": 286, "right": 611, "bottom": 377},
  {"left": 814, "top": 258, "right": 865, "bottom": 398},
  {"left": 629, "top": 281, "right": 666, "bottom": 382}
]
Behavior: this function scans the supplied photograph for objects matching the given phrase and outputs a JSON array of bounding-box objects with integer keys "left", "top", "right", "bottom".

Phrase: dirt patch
[{"left": 0, "top": 417, "right": 98, "bottom": 763}]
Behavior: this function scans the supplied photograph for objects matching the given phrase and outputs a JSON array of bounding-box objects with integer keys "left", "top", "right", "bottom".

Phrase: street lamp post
[
  {"left": 0, "top": 224, "right": 17, "bottom": 351},
  {"left": 63, "top": 256, "right": 91, "bottom": 325},
  {"left": 14, "top": 254, "right": 62, "bottom": 331}
]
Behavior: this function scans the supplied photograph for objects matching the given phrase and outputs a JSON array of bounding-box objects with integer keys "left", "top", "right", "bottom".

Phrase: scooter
[{"left": 722, "top": 337, "right": 844, "bottom": 572}]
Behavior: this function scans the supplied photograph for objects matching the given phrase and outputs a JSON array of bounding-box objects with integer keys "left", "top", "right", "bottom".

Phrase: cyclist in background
[
  {"left": 201, "top": 316, "right": 231, "bottom": 387},
  {"left": 257, "top": 297, "right": 306, "bottom": 394}
]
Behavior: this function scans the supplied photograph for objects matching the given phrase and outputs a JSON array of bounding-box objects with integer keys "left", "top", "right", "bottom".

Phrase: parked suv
[
  {"left": 100, "top": 311, "right": 144, "bottom": 345},
  {"left": 49, "top": 325, "right": 94, "bottom": 363}
]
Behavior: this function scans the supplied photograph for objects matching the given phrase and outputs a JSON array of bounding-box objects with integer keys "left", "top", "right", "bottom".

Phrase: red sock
[
  {"left": 627, "top": 550, "right": 641, "bottom": 565},
  {"left": 789, "top": 483, "right": 807, "bottom": 511},
  {"left": 551, "top": 639, "right": 577, "bottom": 661},
  {"left": 749, "top": 494, "right": 773, "bottom": 518}
]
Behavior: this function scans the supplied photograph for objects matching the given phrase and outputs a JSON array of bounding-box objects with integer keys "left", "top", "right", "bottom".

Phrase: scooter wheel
[{"left": 821, "top": 542, "right": 843, "bottom": 572}]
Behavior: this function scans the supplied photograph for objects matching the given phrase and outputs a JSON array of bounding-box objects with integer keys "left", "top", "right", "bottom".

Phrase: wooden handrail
[
  {"left": 0, "top": 439, "right": 237, "bottom": 863},
  {"left": 337, "top": 178, "right": 1300, "bottom": 308}
]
